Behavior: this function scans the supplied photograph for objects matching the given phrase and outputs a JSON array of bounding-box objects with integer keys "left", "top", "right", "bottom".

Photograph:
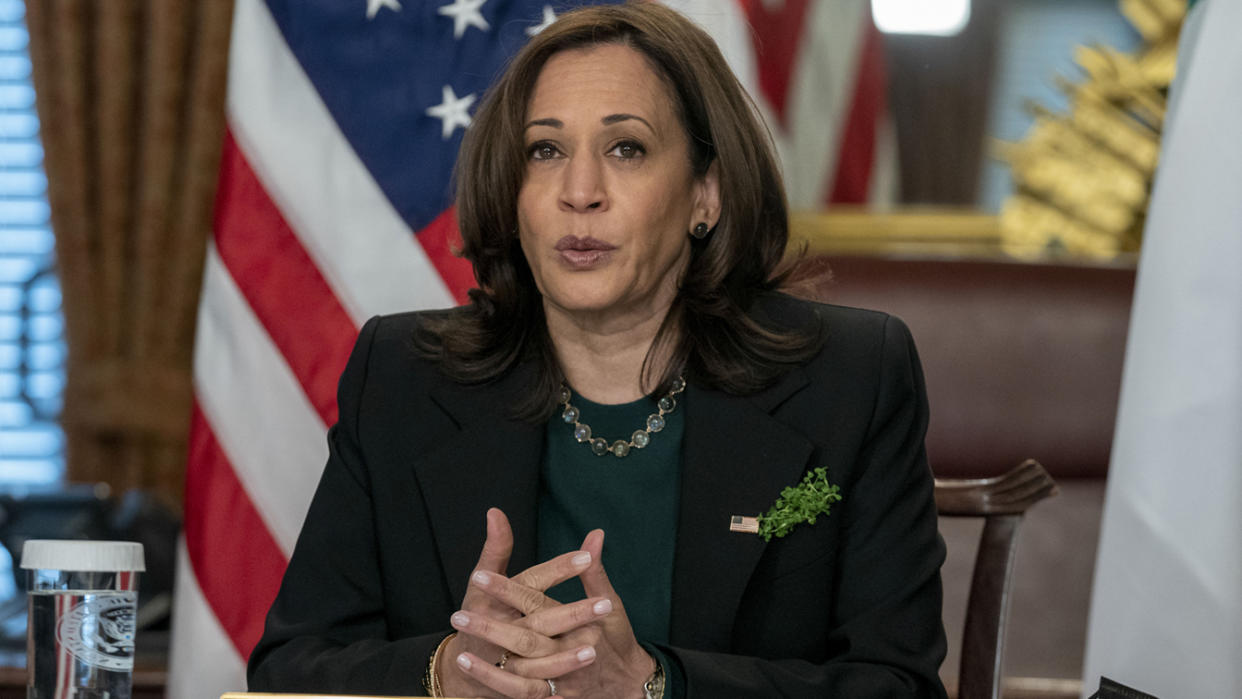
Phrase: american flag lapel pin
[{"left": 729, "top": 515, "right": 760, "bottom": 534}]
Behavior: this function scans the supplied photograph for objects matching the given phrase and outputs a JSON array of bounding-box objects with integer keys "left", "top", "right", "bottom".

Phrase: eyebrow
[
  {"left": 524, "top": 113, "right": 655, "bottom": 131},
  {"left": 602, "top": 113, "right": 653, "bottom": 131}
]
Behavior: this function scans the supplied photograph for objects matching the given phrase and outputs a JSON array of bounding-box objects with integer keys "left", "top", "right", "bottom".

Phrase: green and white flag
[{"left": 1082, "top": 0, "right": 1242, "bottom": 696}]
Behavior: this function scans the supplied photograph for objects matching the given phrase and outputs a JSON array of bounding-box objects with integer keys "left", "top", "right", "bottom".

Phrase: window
[
  {"left": 0, "top": 0, "right": 63, "bottom": 487},
  {"left": 873, "top": 0, "right": 971, "bottom": 36}
]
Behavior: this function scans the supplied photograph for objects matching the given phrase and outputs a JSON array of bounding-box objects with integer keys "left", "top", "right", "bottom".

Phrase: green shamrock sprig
[{"left": 756, "top": 467, "right": 842, "bottom": 542}]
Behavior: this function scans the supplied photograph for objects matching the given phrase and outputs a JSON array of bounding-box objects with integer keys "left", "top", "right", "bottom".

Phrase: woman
[{"left": 248, "top": 3, "right": 947, "bottom": 698}]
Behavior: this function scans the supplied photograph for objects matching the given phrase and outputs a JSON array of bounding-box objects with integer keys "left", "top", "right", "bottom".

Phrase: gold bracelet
[{"left": 422, "top": 632, "right": 456, "bottom": 697}]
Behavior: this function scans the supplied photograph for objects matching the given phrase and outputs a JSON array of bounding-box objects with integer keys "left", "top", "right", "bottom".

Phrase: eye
[
  {"left": 608, "top": 140, "right": 646, "bottom": 160},
  {"left": 527, "top": 141, "right": 562, "bottom": 161}
]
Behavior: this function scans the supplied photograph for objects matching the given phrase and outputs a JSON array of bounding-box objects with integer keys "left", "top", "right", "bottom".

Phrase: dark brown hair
[{"left": 416, "top": 1, "right": 819, "bottom": 419}]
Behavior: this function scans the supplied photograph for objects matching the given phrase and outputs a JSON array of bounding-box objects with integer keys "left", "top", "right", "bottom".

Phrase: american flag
[{"left": 168, "top": 1, "right": 891, "bottom": 696}]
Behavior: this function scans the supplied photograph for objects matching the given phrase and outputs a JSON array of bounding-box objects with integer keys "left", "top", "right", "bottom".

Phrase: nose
[{"left": 559, "top": 153, "right": 608, "bottom": 212}]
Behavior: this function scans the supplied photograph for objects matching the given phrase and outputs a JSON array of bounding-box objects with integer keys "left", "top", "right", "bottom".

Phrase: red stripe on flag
[
  {"left": 827, "top": 20, "right": 886, "bottom": 204},
  {"left": 214, "top": 129, "right": 357, "bottom": 426},
  {"left": 416, "top": 207, "right": 473, "bottom": 305},
  {"left": 739, "top": 0, "right": 812, "bottom": 126},
  {"left": 184, "top": 402, "right": 289, "bottom": 661}
]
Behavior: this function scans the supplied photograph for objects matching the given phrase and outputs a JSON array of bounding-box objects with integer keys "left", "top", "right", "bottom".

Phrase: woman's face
[{"left": 517, "top": 43, "right": 718, "bottom": 323}]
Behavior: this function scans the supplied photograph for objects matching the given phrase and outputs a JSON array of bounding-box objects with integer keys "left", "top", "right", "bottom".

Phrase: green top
[
  {"left": 538, "top": 391, "right": 683, "bottom": 641},
  {"left": 537, "top": 390, "right": 687, "bottom": 696}
]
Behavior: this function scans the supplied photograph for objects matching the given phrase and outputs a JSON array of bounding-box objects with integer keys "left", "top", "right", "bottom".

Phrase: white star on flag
[
  {"left": 365, "top": 0, "right": 401, "bottom": 19},
  {"left": 426, "top": 85, "right": 476, "bottom": 140},
  {"left": 526, "top": 6, "right": 556, "bottom": 37},
  {"left": 438, "top": 0, "right": 490, "bottom": 39}
]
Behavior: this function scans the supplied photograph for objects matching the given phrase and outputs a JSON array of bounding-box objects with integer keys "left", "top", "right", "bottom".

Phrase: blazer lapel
[
  {"left": 412, "top": 367, "right": 544, "bottom": 605},
  {"left": 669, "top": 370, "right": 815, "bottom": 649}
]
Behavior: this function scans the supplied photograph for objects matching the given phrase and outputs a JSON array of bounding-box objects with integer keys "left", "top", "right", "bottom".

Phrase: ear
[{"left": 690, "top": 159, "right": 722, "bottom": 231}]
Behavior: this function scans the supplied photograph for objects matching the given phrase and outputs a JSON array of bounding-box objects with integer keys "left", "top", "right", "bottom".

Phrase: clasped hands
[{"left": 440, "top": 508, "right": 655, "bottom": 699}]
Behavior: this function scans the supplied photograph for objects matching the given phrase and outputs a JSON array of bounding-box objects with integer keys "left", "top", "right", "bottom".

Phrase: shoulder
[
  {"left": 337, "top": 308, "right": 466, "bottom": 418},
  {"left": 755, "top": 290, "right": 896, "bottom": 327},
  {"left": 753, "top": 292, "right": 916, "bottom": 369},
  {"left": 345, "top": 310, "right": 428, "bottom": 383},
  {"left": 360, "top": 306, "right": 462, "bottom": 348},
  {"left": 351, "top": 306, "right": 470, "bottom": 372},
  {"left": 750, "top": 293, "right": 924, "bottom": 438},
  {"left": 342, "top": 306, "right": 530, "bottom": 423}
]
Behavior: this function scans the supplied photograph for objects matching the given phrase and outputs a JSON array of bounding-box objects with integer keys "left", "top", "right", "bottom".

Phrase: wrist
[
  {"left": 641, "top": 649, "right": 665, "bottom": 699},
  {"left": 421, "top": 632, "right": 455, "bottom": 697}
]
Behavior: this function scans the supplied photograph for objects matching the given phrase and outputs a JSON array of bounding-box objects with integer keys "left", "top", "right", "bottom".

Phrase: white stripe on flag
[
  {"left": 168, "top": 539, "right": 248, "bottom": 697},
  {"left": 1082, "top": 1, "right": 1242, "bottom": 696},
  {"left": 663, "top": 0, "right": 784, "bottom": 192},
  {"left": 227, "top": 0, "right": 455, "bottom": 324},
  {"left": 868, "top": 112, "right": 899, "bottom": 206},
  {"left": 782, "top": 0, "right": 867, "bottom": 208},
  {"left": 662, "top": 0, "right": 759, "bottom": 97},
  {"left": 194, "top": 245, "right": 329, "bottom": 556}
]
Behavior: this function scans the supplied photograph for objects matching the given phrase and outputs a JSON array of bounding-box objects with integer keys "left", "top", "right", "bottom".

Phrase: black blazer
[{"left": 248, "top": 295, "right": 948, "bottom": 698}]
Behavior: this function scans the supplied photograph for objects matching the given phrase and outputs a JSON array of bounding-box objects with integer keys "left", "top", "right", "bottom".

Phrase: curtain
[{"left": 24, "top": 0, "right": 234, "bottom": 509}]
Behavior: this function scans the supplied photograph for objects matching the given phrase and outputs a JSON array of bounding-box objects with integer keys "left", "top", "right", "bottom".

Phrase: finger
[
  {"left": 461, "top": 509, "right": 516, "bottom": 615},
  {"left": 505, "top": 645, "right": 597, "bottom": 681},
  {"left": 475, "top": 507, "right": 514, "bottom": 575},
  {"left": 451, "top": 610, "right": 556, "bottom": 659},
  {"left": 525, "top": 596, "right": 612, "bottom": 637},
  {"left": 471, "top": 570, "right": 555, "bottom": 618},
  {"left": 577, "top": 529, "right": 617, "bottom": 601},
  {"left": 473, "top": 550, "right": 592, "bottom": 615},
  {"left": 472, "top": 574, "right": 613, "bottom": 636},
  {"left": 509, "top": 548, "right": 593, "bottom": 595},
  {"left": 456, "top": 651, "right": 583, "bottom": 699}
]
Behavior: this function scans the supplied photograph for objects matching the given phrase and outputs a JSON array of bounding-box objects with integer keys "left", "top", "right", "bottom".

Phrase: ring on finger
[
  {"left": 546, "top": 678, "right": 557, "bottom": 696},
  {"left": 496, "top": 650, "right": 510, "bottom": 670}
]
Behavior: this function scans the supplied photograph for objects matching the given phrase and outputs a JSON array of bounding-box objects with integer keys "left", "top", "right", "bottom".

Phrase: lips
[
  {"left": 554, "top": 235, "right": 616, "bottom": 252},
  {"left": 554, "top": 235, "right": 615, "bottom": 269}
]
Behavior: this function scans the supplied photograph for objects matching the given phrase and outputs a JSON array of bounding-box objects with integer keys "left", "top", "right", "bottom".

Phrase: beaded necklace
[{"left": 557, "top": 376, "right": 686, "bottom": 457}]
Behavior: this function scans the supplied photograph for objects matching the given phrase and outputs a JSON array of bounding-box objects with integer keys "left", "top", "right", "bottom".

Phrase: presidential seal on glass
[{"left": 21, "top": 540, "right": 146, "bottom": 699}]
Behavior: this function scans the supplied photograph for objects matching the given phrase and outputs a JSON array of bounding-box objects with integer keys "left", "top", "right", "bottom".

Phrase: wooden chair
[{"left": 935, "top": 459, "right": 1059, "bottom": 699}]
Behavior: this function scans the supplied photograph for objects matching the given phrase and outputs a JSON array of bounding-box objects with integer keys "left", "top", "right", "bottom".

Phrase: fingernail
[
  {"left": 593, "top": 599, "right": 612, "bottom": 615},
  {"left": 451, "top": 612, "right": 470, "bottom": 628},
  {"left": 457, "top": 653, "right": 472, "bottom": 670},
  {"left": 577, "top": 647, "right": 596, "bottom": 662},
  {"left": 572, "top": 552, "right": 592, "bottom": 567},
  {"left": 472, "top": 570, "right": 490, "bottom": 586}
]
